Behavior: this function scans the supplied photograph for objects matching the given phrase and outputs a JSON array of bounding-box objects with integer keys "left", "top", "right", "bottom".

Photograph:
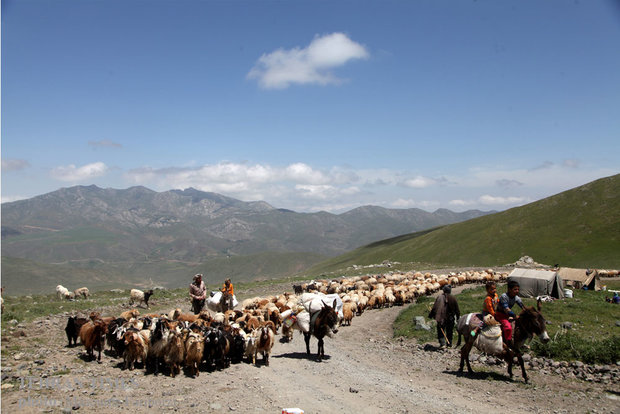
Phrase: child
[
  {"left": 495, "top": 280, "right": 525, "bottom": 347},
  {"left": 472, "top": 281, "right": 499, "bottom": 336},
  {"left": 482, "top": 281, "right": 499, "bottom": 319}
]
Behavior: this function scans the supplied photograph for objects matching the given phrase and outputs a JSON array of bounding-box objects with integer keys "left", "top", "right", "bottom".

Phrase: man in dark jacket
[{"left": 428, "top": 285, "right": 460, "bottom": 348}]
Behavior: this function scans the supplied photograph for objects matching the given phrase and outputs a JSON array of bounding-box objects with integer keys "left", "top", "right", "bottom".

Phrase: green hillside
[{"left": 305, "top": 174, "right": 620, "bottom": 275}]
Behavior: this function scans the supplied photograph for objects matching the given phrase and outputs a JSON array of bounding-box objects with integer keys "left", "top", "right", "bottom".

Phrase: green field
[{"left": 394, "top": 280, "right": 620, "bottom": 364}]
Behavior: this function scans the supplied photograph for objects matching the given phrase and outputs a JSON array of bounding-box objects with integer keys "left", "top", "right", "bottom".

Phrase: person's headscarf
[{"left": 442, "top": 284, "right": 452, "bottom": 294}]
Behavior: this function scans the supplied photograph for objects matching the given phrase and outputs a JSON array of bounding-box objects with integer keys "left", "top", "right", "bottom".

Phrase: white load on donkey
[
  {"left": 206, "top": 291, "right": 239, "bottom": 313},
  {"left": 280, "top": 292, "right": 343, "bottom": 342},
  {"left": 457, "top": 313, "right": 503, "bottom": 354},
  {"left": 281, "top": 292, "right": 341, "bottom": 361}
]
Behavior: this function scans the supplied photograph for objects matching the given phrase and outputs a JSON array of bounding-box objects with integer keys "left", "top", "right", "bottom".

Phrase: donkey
[
  {"left": 456, "top": 300, "right": 550, "bottom": 383},
  {"left": 303, "top": 299, "right": 340, "bottom": 362}
]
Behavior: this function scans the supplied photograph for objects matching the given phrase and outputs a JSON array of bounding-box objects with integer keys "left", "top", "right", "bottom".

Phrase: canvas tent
[
  {"left": 557, "top": 267, "right": 600, "bottom": 291},
  {"left": 507, "top": 268, "right": 565, "bottom": 299}
]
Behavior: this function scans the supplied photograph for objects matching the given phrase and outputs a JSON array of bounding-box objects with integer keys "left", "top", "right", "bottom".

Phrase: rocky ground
[{"left": 1, "top": 282, "right": 619, "bottom": 414}]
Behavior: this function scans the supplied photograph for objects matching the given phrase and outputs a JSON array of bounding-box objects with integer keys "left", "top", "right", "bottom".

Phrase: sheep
[
  {"left": 1, "top": 287, "right": 4, "bottom": 313},
  {"left": 212, "top": 312, "right": 227, "bottom": 324},
  {"left": 184, "top": 330, "right": 205, "bottom": 377},
  {"left": 73, "top": 287, "right": 90, "bottom": 299},
  {"left": 79, "top": 319, "right": 107, "bottom": 362},
  {"left": 56, "top": 285, "right": 68, "bottom": 299},
  {"left": 342, "top": 302, "right": 355, "bottom": 326},
  {"left": 130, "top": 289, "right": 154, "bottom": 308},
  {"left": 56, "top": 285, "right": 74, "bottom": 300}
]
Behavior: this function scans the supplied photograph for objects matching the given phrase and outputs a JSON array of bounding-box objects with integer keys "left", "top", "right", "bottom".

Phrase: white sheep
[
  {"left": 56, "top": 285, "right": 74, "bottom": 300},
  {"left": 74, "top": 287, "right": 90, "bottom": 299},
  {"left": 129, "top": 289, "right": 154, "bottom": 308}
]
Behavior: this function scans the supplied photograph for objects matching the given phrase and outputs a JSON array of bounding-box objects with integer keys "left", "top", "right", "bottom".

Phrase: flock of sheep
[
  {"left": 63, "top": 269, "right": 509, "bottom": 378},
  {"left": 56, "top": 285, "right": 90, "bottom": 301}
]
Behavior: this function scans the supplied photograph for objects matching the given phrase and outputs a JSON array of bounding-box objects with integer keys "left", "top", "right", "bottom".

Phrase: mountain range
[{"left": 1, "top": 185, "right": 492, "bottom": 294}]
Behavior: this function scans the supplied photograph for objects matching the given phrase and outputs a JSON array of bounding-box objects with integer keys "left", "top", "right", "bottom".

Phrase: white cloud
[
  {"left": 119, "top": 160, "right": 618, "bottom": 213},
  {"left": 391, "top": 198, "right": 440, "bottom": 209},
  {"left": 284, "top": 163, "right": 329, "bottom": 184},
  {"left": 478, "top": 195, "right": 529, "bottom": 205},
  {"left": 2, "top": 158, "right": 30, "bottom": 171},
  {"left": 400, "top": 176, "right": 437, "bottom": 188},
  {"left": 247, "top": 32, "right": 369, "bottom": 89},
  {"left": 448, "top": 199, "right": 471, "bottom": 207},
  {"left": 51, "top": 162, "right": 108, "bottom": 182},
  {"left": 295, "top": 184, "right": 335, "bottom": 199}
]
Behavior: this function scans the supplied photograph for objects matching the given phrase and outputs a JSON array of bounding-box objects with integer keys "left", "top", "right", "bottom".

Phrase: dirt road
[{"left": 2, "top": 294, "right": 619, "bottom": 413}]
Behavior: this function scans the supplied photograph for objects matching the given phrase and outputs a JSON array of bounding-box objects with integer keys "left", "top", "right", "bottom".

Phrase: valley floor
[{"left": 1, "top": 284, "right": 619, "bottom": 413}]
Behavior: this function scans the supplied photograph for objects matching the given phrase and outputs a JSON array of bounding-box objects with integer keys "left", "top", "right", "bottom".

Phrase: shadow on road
[{"left": 273, "top": 351, "right": 332, "bottom": 362}]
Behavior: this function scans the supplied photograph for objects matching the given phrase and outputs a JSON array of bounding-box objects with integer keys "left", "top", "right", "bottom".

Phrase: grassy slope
[
  {"left": 393, "top": 280, "right": 620, "bottom": 364},
  {"left": 305, "top": 174, "right": 620, "bottom": 276}
]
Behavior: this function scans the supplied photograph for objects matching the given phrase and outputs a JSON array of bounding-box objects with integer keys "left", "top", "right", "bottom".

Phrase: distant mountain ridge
[{"left": 1, "top": 185, "right": 493, "bottom": 294}]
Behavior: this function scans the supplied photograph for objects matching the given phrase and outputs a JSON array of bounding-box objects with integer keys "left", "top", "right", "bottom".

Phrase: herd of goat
[{"left": 65, "top": 269, "right": 509, "bottom": 377}]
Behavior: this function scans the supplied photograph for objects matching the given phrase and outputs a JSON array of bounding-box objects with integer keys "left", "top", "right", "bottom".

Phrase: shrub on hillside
[{"left": 531, "top": 333, "right": 620, "bottom": 365}]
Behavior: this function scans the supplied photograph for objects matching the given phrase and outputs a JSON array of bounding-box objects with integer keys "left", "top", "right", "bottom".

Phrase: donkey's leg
[
  {"left": 317, "top": 337, "right": 324, "bottom": 362},
  {"left": 460, "top": 339, "right": 475, "bottom": 374},
  {"left": 516, "top": 353, "right": 528, "bottom": 383},
  {"left": 503, "top": 347, "right": 514, "bottom": 379},
  {"left": 304, "top": 332, "right": 311, "bottom": 355}
]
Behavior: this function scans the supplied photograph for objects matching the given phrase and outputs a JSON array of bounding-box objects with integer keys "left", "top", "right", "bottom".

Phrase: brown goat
[
  {"left": 185, "top": 331, "right": 204, "bottom": 377},
  {"left": 79, "top": 320, "right": 107, "bottom": 362},
  {"left": 120, "top": 309, "right": 140, "bottom": 320},
  {"left": 123, "top": 330, "right": 150, "bottom": 370},
  {"left": 176, "top": 312, "right": 200, "bottom": 323},
  {"left": 164, "top": 331, "right": 185, "bottom": 377},
  {"left": 254, "top": 326, "right": 275, "bottom": 366}
]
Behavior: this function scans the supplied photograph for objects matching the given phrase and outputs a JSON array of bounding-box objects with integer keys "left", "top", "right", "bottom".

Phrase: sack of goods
[{"left": 474, "top": 326, "right": 504, "bottom": 354}]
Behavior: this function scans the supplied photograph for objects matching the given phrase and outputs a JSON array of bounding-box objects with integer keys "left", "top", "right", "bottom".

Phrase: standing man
[
  {"left": 428, "top": 284, "right": 460, "bottom": 348},
  {"left": 190, "top": 274, "right": 206, "bottom": 314}
]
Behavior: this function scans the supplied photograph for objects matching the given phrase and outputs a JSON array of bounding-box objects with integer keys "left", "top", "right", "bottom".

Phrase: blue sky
[{"left": 2, "top": 0, "right": 619, "bottom": 213}]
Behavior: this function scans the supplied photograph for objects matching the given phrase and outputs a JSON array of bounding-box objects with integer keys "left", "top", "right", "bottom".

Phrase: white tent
[{"left": 507, "top": 268, "right": 565, "bottom": 299}]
